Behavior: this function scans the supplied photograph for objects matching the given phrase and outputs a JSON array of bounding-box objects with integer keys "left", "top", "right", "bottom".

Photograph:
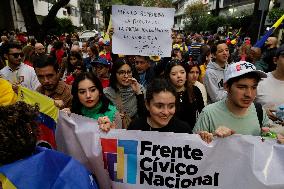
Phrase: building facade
[
  {"left": 173, "top": 0, "right": 284, "bottom": 31},
  {"left": 6, "top": 0, "right": 81, "bottom": 32}
]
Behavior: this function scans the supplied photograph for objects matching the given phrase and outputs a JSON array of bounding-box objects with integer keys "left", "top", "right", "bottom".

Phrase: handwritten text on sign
[{"left": 112, "top": 5, "right": 174, "bottom": 57}]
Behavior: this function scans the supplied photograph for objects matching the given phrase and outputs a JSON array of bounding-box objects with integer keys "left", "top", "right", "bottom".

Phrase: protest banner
[
  {"left": 56, "top": 112, "right": 284, "bottom": 189},
  {"left": 112, "top": 5, "right": 174, "bottom": 57}
]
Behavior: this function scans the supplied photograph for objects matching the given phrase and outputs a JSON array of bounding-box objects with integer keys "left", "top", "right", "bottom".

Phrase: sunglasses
[{"left": 9, "top": 53, "right": 24, "bottom": 58}]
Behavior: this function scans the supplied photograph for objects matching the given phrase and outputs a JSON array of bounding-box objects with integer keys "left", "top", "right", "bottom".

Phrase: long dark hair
[
  {"left": 71, "top": 72, "right": 111, "bottom": 115},
  {"left": 0, "top": 102, "right": 39, "bottom": 165},
  {"left": 109, "top": 58, "right": 137, "bottom": 92},
  {"left": 164, "top": 60, "right": 196, "bottom": 103},
  {"left": 184, "top": 63, "right": 198, "bottom": 103},
  {"left": 67, "top": 51, "right": 84, "bottom": 74},
  {"left": 146, "top": 78, "right": 177, "bottom": 104},
  {"left": 198, "top": 45, "right": 211, "bottom": 65},
  {"left": 145, "top": 78, "right": 177, "bottom": 116}
]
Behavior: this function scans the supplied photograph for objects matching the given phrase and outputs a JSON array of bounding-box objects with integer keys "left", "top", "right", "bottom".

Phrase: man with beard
[
  {"left": 194, "top": 61, "right": 270, "bottom": 143},
  {"left": 0, "top": 42, "right": 40, "bottom": 90},
  {"left": 34, "top": 43, "right": 46, "bottom": 56},
  {"left": 204, "top": 41, "right": 229, "bottom": 103},
  {"left": 33, "top": 55, "right": 72, "bottom": 109}
]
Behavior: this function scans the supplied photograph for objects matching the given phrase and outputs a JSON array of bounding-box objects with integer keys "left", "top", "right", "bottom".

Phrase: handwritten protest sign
[
  {"left": 56, "top": 112, "right": 284, "bottom": 189},
  {"left": 112, "top": 5, "right": 174, "bottom": 57}
]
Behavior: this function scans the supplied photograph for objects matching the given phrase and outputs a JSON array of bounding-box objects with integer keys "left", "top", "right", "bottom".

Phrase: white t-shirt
[
  {"left": 194, "top": 81, "right": 208, "bottom": 106},
  {"left": 0, "top": 63, "right": 40, "bottom": 90},
  {"left": 256, "top": 72, "right": 284, "bottom": 108}
]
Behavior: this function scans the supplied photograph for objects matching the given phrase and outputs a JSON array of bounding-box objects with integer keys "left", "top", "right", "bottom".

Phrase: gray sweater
[
  {"left": 204, "top": 61, "right": 227, "bottom": 103},
  {"left": 103, "top": 85, "right": 144, "bottom": 117}
]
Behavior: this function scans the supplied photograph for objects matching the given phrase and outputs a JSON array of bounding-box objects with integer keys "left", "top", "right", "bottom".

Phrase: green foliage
[
  {"left": 184, "top": 0, "right": 210, "bottom": 32},
  {"left": 206, "top": 16, "right": 227, "bottom": 32},
  {"left": 80, "top": 0, "right": 95, "bottom": 30},
  {"left": 109, "top": 0, "right": 142, "bottom": 6},
  {"left": 50, "top": 18, "right": 75, "bottom": 35},
  {"left": 268, "top": 8, "right": 284, "bottom": 23},
  {"left": 184, "top": 14, "right": 252, "bottom": 33},
  {"left": 142, "top": 0, "right": 172, "bottom": 8}
]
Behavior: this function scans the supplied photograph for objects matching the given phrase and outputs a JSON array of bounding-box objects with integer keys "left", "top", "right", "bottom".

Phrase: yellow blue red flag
[
  {"left": 17, "top": 86, "right": 59, "bottom": 148},
  {"left": 254, "top": 14, "right": 284, "bottom": 48}
]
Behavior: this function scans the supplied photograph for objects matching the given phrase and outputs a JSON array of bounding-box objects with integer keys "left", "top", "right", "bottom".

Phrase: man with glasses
[{"left": 0, "top": 42, "right": 40, "bottom": 90}]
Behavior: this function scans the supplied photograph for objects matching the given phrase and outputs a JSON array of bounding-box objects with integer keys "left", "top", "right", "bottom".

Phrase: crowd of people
[{"left": 1, "top": 27, "right": 284, "bottom": 187}]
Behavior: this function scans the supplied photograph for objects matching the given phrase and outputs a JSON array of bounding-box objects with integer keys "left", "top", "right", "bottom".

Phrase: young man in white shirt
[
  {"left": 0, "top": 42, "right": 40, "bottom": 90},
  {"left": 256, "top": 44, "right": 284, "bottom": 122}
]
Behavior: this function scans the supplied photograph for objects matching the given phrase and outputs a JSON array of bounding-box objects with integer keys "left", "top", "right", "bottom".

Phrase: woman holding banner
[
  {"left": 63, "top": 72, "right": 122, "bottom": 130},
  {"left": 128, "top": 78, "right": 190, "bottom": 133}
]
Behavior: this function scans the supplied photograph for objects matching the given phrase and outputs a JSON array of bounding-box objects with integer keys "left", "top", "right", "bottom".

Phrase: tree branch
[
  {"left": 42, "top": 0, "right": 70, "bottom": 27},
  {"left": 46, "top": 0, "right": 71, "bottom": 20},
  {"left": 15, "top": 0, "right": 40, "bottom": 34}
]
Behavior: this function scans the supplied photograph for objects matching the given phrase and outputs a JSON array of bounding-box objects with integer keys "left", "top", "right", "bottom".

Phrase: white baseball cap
[{"left": 224, "top": 61, "right": 267, "bottom": 83}]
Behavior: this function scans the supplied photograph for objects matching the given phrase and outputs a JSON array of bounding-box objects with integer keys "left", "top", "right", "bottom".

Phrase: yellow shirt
[
  {"left": 0, "top": 78, "right": 17, "bottom": 106},
  {"left": 199, "top": 64, "right": 207, "bottom": 82}
]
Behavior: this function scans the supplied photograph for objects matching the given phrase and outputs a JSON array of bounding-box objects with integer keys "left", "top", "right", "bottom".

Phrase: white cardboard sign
[{"left": 112, "top": 5, "right": 174, "bottom": 57}]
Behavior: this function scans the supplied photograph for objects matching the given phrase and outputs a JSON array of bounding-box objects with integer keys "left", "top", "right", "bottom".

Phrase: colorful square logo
[{"left": 101, "top": 138, "right": 138, "bottom": 184}]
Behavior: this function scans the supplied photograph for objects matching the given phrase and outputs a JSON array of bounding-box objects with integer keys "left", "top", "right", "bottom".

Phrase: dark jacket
[
  {"left": 128, "top": 116, "right": 191, "bottom": 133},
  {"left": 175, "top": 86, "right": 204, "bottom": 132}
]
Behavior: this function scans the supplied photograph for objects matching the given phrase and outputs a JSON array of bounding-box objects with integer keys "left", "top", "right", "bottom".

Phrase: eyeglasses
[
  {"left": 9, "top": 53, "right": 24, "bottom": 58},
  {"left": 117, "top": 70, "right": 132, "bottom": 76}
]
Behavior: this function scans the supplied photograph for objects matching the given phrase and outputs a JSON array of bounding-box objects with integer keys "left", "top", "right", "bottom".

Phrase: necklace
[
  {"left": 147, "top": 117, "right": 153, "bottom": 131},
  {"left": 177, "top": 91, "right": 184, "bottom": 103}
]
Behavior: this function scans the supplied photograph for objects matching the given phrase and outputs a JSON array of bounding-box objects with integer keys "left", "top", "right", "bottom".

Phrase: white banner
[
  {"left": 111, "top": 5, "right": 174, "bottom": 57},
  {"left": 56, "top": 112, "right": 284, "bottom": 189}
]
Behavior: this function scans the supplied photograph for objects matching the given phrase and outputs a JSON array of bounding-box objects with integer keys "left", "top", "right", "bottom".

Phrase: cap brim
[
  {"left": 225, "top": 70, "right": 267, "bottom": 83},
  {"left": 251, "top": 70, "right": 267, "bottom": 79}
]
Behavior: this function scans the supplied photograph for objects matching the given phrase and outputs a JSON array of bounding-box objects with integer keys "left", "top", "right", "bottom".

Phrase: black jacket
[
  {"left": 175, "top": 86, "right": 204, "bottom": 132},
  {"left": 128, "top": 116, "right": 192, "bottom": 134}
]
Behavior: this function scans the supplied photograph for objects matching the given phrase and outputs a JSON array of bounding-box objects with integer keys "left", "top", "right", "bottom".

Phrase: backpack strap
[{"left": 254, "top": 102, "right": 263, "bottom": 128}]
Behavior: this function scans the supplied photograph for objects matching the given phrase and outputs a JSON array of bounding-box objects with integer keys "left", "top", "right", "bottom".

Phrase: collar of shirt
[{"left": 8, "top": 63, "right": 23, "bottom": 72}]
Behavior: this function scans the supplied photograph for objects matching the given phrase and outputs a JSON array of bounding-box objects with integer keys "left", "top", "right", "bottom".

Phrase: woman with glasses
[
  {"left": 103, "top": 58, "right": 146, "bottom": 128},
  {"left": 164, "top": 60, "right": 204, "bottom": 132}
]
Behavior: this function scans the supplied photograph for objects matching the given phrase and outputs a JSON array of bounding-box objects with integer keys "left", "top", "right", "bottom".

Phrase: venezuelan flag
[
  {"left": 254, "top": 14, "right": 284, "bottom": 48},
  {"left": 17, "top": 86, "right": 59, "bottom": 149},
  {"left": 0, "top": 147, "right": 98, "bottom": 189}
]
